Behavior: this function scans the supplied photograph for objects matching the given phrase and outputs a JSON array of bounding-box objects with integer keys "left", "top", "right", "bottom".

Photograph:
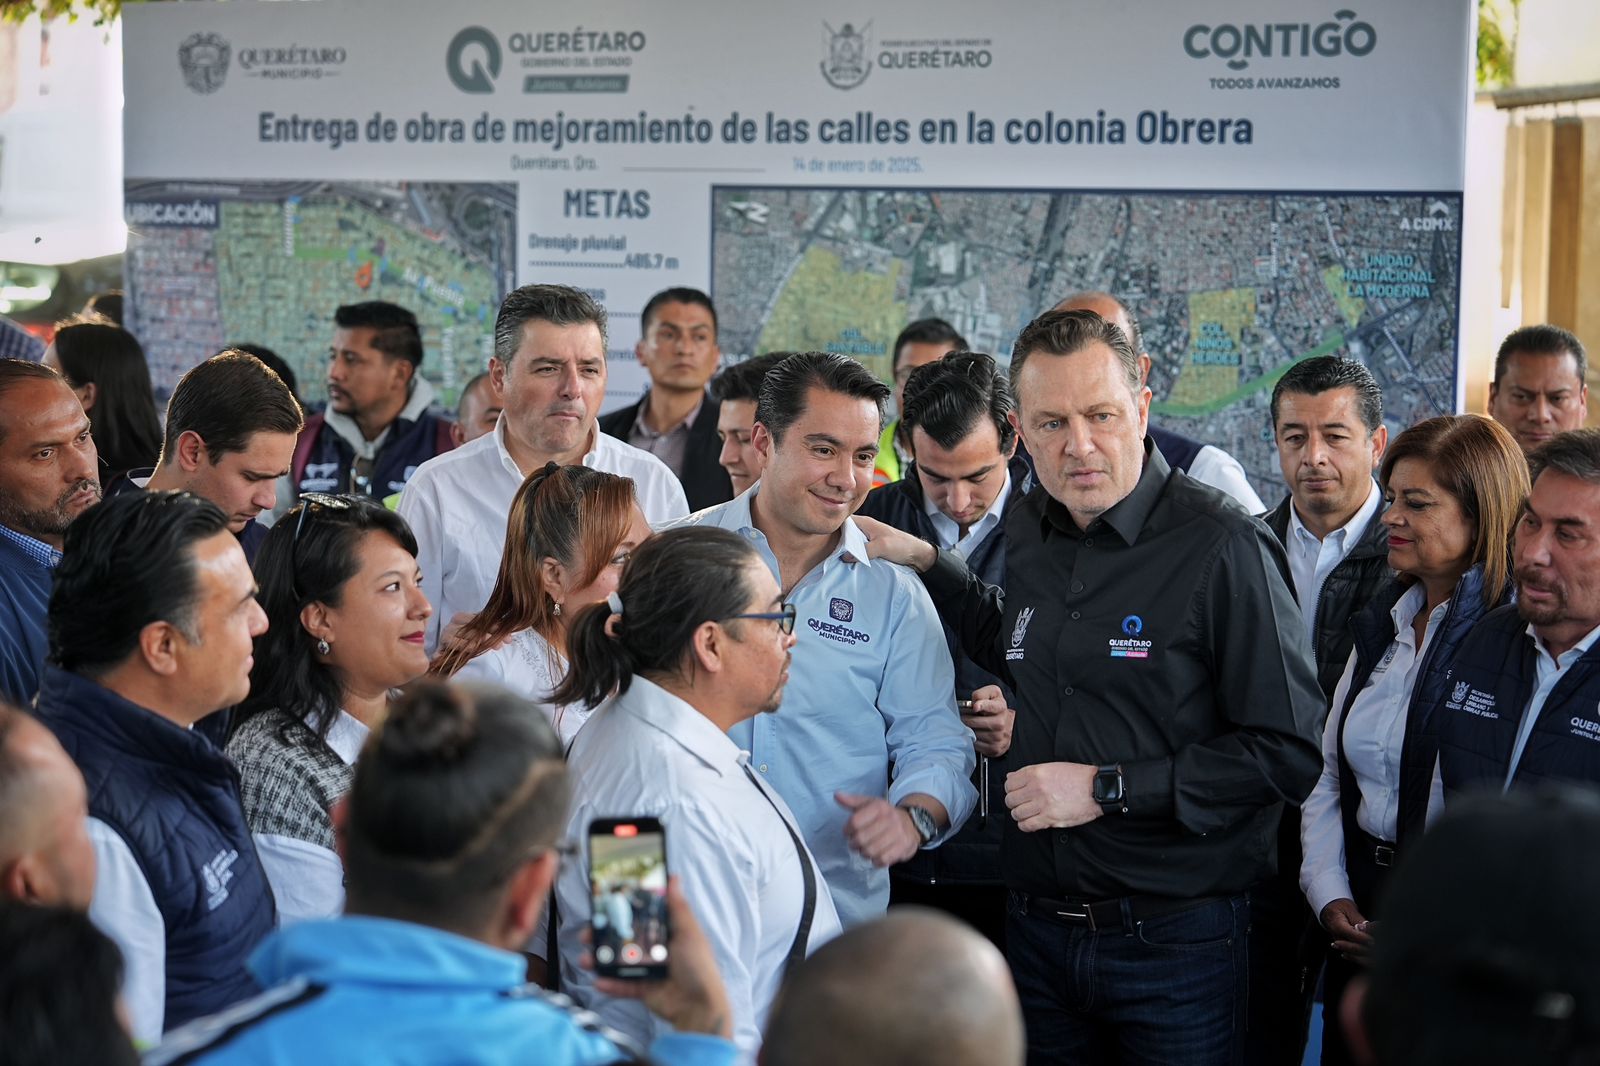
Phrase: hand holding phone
[{"left": 589, "top": 817, "right": 670, "bottom": 980}]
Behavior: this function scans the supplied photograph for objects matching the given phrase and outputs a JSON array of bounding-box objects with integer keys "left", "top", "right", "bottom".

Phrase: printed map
[
  {"left": 125, "top": 180, "right": 516, "bottom": 406},
  {"left": 711, "top": 186, "right": 1461, "bottom": 499}
]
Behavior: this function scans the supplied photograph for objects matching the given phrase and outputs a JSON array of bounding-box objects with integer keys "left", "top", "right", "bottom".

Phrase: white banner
[{"left": 123, "top": 0, "right": 1473, "bottom": 497}]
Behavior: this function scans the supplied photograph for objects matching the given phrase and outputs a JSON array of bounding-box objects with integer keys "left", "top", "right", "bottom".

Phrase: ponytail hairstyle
[
  {"left": 551, "top": 527, "right": 763, "bottom": 710},
  {"left": 342, "top": 680, "right": 569, "bottom": 931},
  {"left": 430, "top": 463, "right": 635, "bottom": 677}
]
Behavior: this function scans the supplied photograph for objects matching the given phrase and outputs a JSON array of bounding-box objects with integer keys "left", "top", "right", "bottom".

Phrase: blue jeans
[{"left": 1007, "top": 891, "right": 1250, "bottom": 1066}]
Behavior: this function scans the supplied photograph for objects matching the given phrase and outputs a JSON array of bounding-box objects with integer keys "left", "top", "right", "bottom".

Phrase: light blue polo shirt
[{"left": 667, "top": 486, "right": 977, "bottom": 926}]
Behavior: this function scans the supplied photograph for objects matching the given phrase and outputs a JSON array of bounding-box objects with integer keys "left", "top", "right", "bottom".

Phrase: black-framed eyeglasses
[
  {"left": 727, "top": 603, "right": 797, "bottom": 635},
  {"left": 290, "top": 492, "right": 353, "bottom": 598}
]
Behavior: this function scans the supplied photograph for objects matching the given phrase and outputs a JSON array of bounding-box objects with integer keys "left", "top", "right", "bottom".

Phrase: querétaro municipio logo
[
  {"left": 179, "top": 32, "right": 232, "bottom": 94},
  {"left": 821, "top": 21, "right": 872, "bottom": 89}
]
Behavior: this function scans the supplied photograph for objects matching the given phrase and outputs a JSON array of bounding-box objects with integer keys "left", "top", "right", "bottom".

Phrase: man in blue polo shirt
[
  {"left": 0, "top": 359, "right": 100, "bottom": 706},
  {"left": 668, "top": 351, "right": 976, "bottom": 926},
  {"left": 1439, "top": 428, "right": 1600, "bottom": 797}
]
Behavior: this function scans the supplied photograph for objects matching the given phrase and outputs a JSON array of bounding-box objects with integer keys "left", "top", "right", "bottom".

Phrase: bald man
[
  {"left": 761, "top": 908, "right": 1024, "bottom": 1066},
  {"left": 0, "top": 704, "right": 96, "bottom": 909},
  {"left": 1054, "top": 292, "right": 1264, "bottom": 512}
]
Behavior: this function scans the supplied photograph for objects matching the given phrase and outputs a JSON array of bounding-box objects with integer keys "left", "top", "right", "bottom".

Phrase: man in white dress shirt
[
  {"left": 554, "top": 527, "right": 842, "bottom": 1058},
  {"left": 399, "top": 285, "right": 688, "bottom": 652}
]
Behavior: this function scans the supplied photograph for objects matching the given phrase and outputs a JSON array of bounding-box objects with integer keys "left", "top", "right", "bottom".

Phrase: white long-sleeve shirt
[
  {"left": 399, "top": 417, "right": 688, "bottom": 654},
  {"left": 87, "top": 817, "right": 166, "bottom": 1045},
  {"left": 1300, "top": 585, "right": 1446, "bottom": 917},
  {"left": 556, "top": 677, "right": 842, "bottom": 1060},
  {"left": 455, "top": 629, "right": 591, "bottom": 746}
]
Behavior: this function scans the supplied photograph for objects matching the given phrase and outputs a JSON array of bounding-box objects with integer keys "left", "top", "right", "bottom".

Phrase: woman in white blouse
[
  {"left": 227, "top": 493, "right": 433, "bottom": 924},
  {"left": 430, "top": 463, "right": 649, "bottom": 744},
  {"left": 1300, "top": 414, "right": 1528, "bottom": 1066}
]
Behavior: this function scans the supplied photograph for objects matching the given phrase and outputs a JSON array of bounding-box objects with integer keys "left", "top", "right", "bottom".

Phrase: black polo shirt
[{"left": 922, "top": 442, "right": 1324, "bottom": 901}]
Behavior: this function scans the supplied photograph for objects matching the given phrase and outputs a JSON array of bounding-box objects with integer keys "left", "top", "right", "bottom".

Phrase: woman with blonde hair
[
  {"left": 430, "top": 463, "right": 649, "bottom": 743},
  {"left": 1300, "top": 413, "right": 1529, "bottom": 1066}
]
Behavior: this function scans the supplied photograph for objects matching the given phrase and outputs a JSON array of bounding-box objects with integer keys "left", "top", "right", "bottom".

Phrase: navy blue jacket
[
  {"left": 1438, "top": 604, "right": 1600, "bottom": 801},
  {"left": 0, "top": 532, "right": 52, "bottom": 705},
  {"left": 856, "top": 455, "right": 1030, "bottom": 885},
  {"left": 291, "top": 409, "right": 454, "bottom": 501},
  {"left": 35, "top": 665, "right": 276, "bottom": 1032},
  {"left": 1336, "top": 566, "right": 1504, "bottom": 850},
  {"left": 1147, "top": 423, "right": 1204, "bottom": 473}
]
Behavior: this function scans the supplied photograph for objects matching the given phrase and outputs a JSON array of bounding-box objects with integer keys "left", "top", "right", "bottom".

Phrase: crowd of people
[{"left": 0, "top": 279, "right": 1597, "bottom": 1066}]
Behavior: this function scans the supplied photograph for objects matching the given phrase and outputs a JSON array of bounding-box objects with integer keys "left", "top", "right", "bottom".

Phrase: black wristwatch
[
  {"left": 901, "top": 803, "right": 938, "bottom": 845},
  {"left": 1092, "top": 764, "right": 1128, "bottom": 815}
]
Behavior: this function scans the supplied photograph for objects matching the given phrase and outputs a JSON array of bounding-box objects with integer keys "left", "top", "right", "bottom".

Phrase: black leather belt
[
  {"left": 1017, "top": 891, "right": 1222, "bottom": 932},
  {"left": 1351, "top": 827, "right": 1398, "bottom": 868}
]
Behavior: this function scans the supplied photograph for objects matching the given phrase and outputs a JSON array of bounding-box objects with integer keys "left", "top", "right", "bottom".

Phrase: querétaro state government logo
[
  {"left": 179, "top": 32, "right": 232, "bottom": 94},
  {"left": 821, "top": 21, "right": 872, "bottom": 89}
]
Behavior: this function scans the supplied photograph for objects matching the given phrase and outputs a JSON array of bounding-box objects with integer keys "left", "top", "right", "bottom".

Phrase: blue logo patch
[
  {"left": 830, "top": 598, "right": 854, "bottom": 622},
  {"left": 1122, "top": 614, "right": 1143, "bottom": 636}
]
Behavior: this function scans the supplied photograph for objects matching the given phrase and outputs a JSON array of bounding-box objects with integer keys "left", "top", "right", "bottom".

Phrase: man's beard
[
  {"left": 0, "top": 479, "right": 101, "bottom": 541},
  {"left": 1516, "top": 569, "right": 1568, "bottom": 626}
]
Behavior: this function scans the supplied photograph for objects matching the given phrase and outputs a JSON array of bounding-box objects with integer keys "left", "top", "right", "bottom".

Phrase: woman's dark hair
[
  {"left": 0, "top": 902, "right": 139, "bottom": 1066},
  {"left": 431, "top": 464, "right": 634, "bottom": 678},
  {"left": 50, "top": 491, "right": 230, "bottom": 677},
  {"left": 233, "top": 494, "right": 419, "bottom": 743},
  {"left": 50, "top": 320, "right": 161, "bottom": 481},
  {"left": 343, "top": 680, "right": 569, "bottom": 931},
  {"left": 552, "top": 527, "right": 764, "bottom": 710}
]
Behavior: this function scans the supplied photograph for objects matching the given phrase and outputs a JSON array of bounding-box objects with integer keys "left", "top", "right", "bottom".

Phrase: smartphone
[{"left": 588, "top": 817, "right": 670, "bottom": 979}]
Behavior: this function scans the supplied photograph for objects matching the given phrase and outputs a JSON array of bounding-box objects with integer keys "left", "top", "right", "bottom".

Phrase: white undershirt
[{"left": 87, "top": 817, "right": 166, "bottom": 1045}]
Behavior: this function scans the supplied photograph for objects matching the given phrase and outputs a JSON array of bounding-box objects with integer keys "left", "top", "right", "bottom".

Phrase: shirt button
[
  {"left": 1070, "top": 611, "right": 1081, "bottom": 620},
  {"left": 1058, "top": 833, "right": 1069, "bottom": 844},
  {"left": 1083, "top": 537, "right": 1095, "bottom": 547},
  {"left": 1064, "top": 687, "right": 1074, "bottom": 696},
  {"left": 759, "top": 763, "right": 769, "bottom": 773},
  {"left": 1071, "top": 581, "right": 1084, "bottom": 593}
]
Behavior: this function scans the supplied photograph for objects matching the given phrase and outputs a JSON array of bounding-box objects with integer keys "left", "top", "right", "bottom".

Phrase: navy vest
[
  {"left": 1438, "top": 605, "right": 1600, "bottom": 801},
  {"left": 35, "top": 666, "right": 276, "bottom": 1032},
  {"left": 1335, "top": 566, "right": 1503, "bottom": 851},
  {"left": 1148, "top": 423, "right": 1205, "bottom": 474},
  {"left": 856, "top": 456, "right": 1031, "bottom": 885},
  {"left": 292, "top": 410, "right": 454, "bottom": 501}
]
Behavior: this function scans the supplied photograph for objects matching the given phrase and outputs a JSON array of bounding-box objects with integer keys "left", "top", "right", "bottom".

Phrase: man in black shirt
[{"left": 860, "top": 308, "right": 1323, "bottom": 1065}]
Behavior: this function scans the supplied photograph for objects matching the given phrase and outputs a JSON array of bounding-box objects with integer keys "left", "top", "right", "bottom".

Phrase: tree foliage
[{"left": 1477, "top": 0, "right": 1521, "bottom": 89}]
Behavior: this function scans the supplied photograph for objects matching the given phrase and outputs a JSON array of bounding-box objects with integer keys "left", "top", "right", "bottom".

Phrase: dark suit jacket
[{"left": 598, "top": 390, "right": 733, "bottom": 511}]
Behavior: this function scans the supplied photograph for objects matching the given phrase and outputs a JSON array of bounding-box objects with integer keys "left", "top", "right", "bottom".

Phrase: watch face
[
  {"left": 906, "top": 805, "right": 936, "bottom": 842},
  {"left": 1094, "top": 769, "right": 1123, "bottom": 805}
]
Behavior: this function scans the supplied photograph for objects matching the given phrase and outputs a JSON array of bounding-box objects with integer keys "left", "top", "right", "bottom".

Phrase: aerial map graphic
[
  {"left": 124, "top": 180, "right": 517, "bottom": 405},
  {"left": 712, "top": 186, "right": 1462, "bottom": 499}
]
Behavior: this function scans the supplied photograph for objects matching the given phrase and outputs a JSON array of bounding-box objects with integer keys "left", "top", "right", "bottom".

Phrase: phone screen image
[{"left": 588, "top": 817, "right": 670, "bottom": 979}]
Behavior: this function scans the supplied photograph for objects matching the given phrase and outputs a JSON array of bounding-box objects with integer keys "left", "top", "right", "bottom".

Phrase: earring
[
  {"left": 316, "top": 638, "right": 331, "bottom": 655},
  {"left": 552, "top": 601, "right": 563, "bottom": 617}
]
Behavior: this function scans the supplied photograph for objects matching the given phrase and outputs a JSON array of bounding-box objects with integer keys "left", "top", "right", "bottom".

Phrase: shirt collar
[
  {"left": 1526, "top": 620, "right": 1600, "bottom": 667},
  {"left": 0, "top": 522, "right": 63, "bottom": 568},
  {"left": 613, "top": 676, "right": 746, "bottom": 776},
  {"left": 492, "top": 411, "right": 597, "bottom": 480},
  {"left": 921, "top": 470, "right": 1012, "bottom": 550},
  {"left": 1288, "top": 477, "right": 1380, "bottom": 548},
  {"left": 634, "top": 389, "right": 705, "bottom": 440},
  {"left": 724, "top": 484, "right": 872, "bottom": 569},
  {"left": 1040, "top": 437, "right": 1170, "bottom": 545}
]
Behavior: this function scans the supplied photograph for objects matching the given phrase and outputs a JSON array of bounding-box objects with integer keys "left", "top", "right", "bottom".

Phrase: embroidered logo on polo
[
  {"left": 1006, "top": 606, "right": 1035, "bottom": 661},
  {"left": 1445, "top": 682, "right": 1499, "bottom": 719},
  {"left": 202, "top": 848, "right": 240, "bottom": 911},
  {"left": 830, "top": 598, "right": 855, "bottom": 622},
  {"left": 807, "top": 614, "right": 870, "bottom": 645},
  {"left": 1108, "top": 614, "right": 1152, "bottom": 659}
]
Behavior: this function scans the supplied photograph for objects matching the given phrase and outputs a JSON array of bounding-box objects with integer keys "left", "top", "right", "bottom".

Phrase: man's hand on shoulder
[
  {"left": 852, "top": 515, "right": 937, "bottom": 572},
  {"left": 1004, "top": 762, "right": 1103, "bottom": 831}
]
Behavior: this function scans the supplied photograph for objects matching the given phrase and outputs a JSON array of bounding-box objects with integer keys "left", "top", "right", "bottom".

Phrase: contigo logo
[
  {"left": 448, "top": 27, "right": 502, "bottom": 93},
  {"left": 1183, "top": 10, "right": 1376, "bottom": 70},
  {"left": 178, "top": 32, "right": 231, "bottom": 94}
]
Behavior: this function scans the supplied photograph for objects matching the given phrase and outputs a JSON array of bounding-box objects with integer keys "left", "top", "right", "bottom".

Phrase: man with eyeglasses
[
  {"left": 287, "top": 302, "right": 455, "bottom": 504},
  {"left": 667, "top": 352, "right": 977, "bottom": 927},
  {"left": 873, "top": 319, "right": 969, "bottom": 488},
  {"left": 0, "top": 359, "right": 100, "bottom": 707},
  {"left": 1487, "top": 324, "right": 1589, "bottom": 455}
]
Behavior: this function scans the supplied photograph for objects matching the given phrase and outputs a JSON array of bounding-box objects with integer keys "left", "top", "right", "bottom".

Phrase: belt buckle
[
  {"left": 1051, "top": 900, "right": 1097, "bottom": 931},
  {"left": 1374, "top": 844, "right": 1395, "bottom": 868}
]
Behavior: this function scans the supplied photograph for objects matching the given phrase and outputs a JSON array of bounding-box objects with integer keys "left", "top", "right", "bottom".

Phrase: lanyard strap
[{"left": 741, "top": 763, "right": 817, "bottom": 976}]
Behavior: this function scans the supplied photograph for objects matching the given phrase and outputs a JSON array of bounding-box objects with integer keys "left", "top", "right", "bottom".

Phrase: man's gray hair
[
  {"left": 1529, "top": 428, "right": 1600, "bottom": 487},
  {"left": 493, "top": 284, "right": 608, "bottom": 365},
  {"left": 1010, "top": 308, "right": 1140, "bottom": 396}
]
